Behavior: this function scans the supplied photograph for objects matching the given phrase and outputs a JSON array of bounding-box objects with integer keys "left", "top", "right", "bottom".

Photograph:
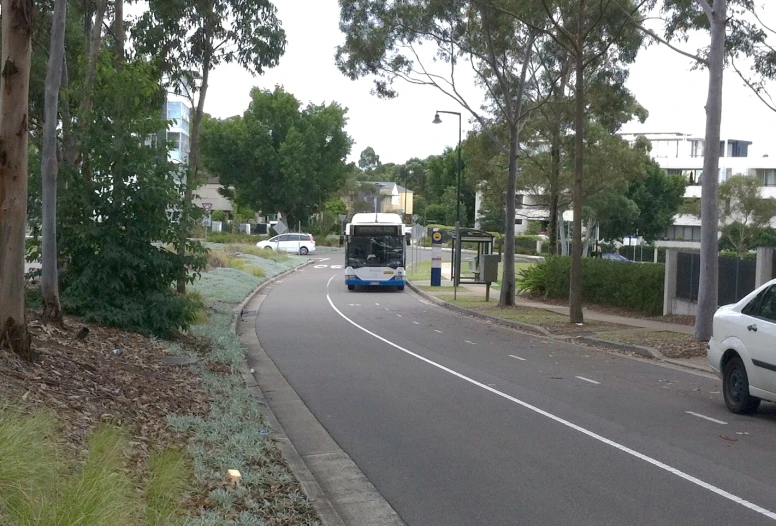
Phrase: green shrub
[
  {"left": 517, "top": 256, "right": 665, "bottom": 315},
  {"left": 515, "top": 235, "right": 540, "bottom": 255}
]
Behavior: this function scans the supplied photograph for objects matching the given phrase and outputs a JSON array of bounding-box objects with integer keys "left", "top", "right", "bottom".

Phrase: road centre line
[
  {"left": 576, "top": 376, "right": 600, "bottom": 385},
  {"left": 509, "top": 355, "right": 526, "bottom": 361},
  {"left": 324, "top": 275, "right": 776, "bottom": 522},
  {"left": 396, "top": 314, "right": 403, "bottom": 318},
  {"left": 413, "top": 321, "right": 420, "bottom": 325},
  {"left": 465, "top": 340, "right": 476, "bottom": 345},
  {"left": 434, "top": 329, "right": 443, "bottom": 333},
  {"left": 685, "top": 411, "right": 728, "bottom": 425}
]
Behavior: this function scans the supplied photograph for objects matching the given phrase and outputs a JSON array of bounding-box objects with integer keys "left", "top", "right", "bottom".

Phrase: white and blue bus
[{"left": 344, "top": 213, "right": 406, "bottom": 291}]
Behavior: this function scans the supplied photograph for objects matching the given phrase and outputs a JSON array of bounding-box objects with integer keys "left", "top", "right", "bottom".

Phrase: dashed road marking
[
  {"left": 509, "top": 355, "right": 526, "bottom": 361},
  {"left": 685, "top": 411, "right": 728, "bottom": 425},
  {"left": 465, "top": 340, "right": 476, "bottom": 345},
  {"left": 413, "top": 321, "right": 420, "bottom": 325},
  {"left": 576, "top": 376, "right": 600, "bottom": 385},
  {"left": 434, "top": 329, "right": 442, "bottom": 333},
  {"left": 396, "top": 314, "right": 403, "bottom": 318}
]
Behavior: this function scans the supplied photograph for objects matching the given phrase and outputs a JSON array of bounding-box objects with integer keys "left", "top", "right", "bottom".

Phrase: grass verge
[
  {"left": 178, "top": 258, "right": 319, "bottom": 524},
  {"left": 0, "top": 406, "right": 190, "bottom": 526}
]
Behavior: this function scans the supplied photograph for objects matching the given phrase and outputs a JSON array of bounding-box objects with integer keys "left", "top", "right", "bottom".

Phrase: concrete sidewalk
[{"left": 409, "top": 277, "right": 711, "bottom": 373}]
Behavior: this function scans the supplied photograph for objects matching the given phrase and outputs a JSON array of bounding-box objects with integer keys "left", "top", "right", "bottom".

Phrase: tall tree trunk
[
  {"left": 694, "top": 0, "right": 726, "bottom": 341},
  {"left": 81, "top": 0, "right": 107, "bottom": 116},
  {"left": 41, "top": 0, "right": 68, "bottom": 325},
  {"left": 0, "top": 0, "right": 34, "bottom": 359},
  {"left": 176, "top": 24, "right": 212, "bottom": 293},
  {"left": 569, "top": 0, "right": 586, "bottom": 324},
  {"left": 114, "top": 0, "right": 124, "bottom": 64},
  {"left": 548, "top": 130, "right": 560, "bottom": 255},
  {"left": 501, "top": 124, "right": 519, "bottom": 306},
  {"left": 499, "top": 31, "right": 536, "bottom": 306}
]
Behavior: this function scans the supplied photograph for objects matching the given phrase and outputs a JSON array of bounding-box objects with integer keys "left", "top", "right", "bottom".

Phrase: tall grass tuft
[
  {"left": 144, "top": 449, "right": 191, "bottom": 526},
  {"left": 52, "top": 426, "right": 139, "bottom": 526},
  {"left": 0, "top": 406, "right": 191, "bottom": 526},
  {"left": 0, "top": 406, "right": 61, "bottom": 525}
]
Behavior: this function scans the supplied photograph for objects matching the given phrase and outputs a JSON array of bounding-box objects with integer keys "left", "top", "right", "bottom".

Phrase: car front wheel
[{"left": 723, "top": 355, "right": 761, "bottom": 414}]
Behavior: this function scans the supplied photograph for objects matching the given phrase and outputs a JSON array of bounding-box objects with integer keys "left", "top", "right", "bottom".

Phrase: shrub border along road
[{"left": 224, "top": 260, "right": 347, "bottom": 526}]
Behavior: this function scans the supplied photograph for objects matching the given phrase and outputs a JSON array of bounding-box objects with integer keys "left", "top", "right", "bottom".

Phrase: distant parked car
[
  {"left": 708, "top": 278, "right": 776, "bottom": 414},
  {"left": 601, "top": 253, "right": 632, "bottom": 262},
  {"left": 257, "top": 233, "right": 316, "bottom": 255}
]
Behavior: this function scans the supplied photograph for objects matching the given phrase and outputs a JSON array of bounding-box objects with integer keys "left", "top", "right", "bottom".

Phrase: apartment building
[{"left": 619, "top": 132, "right": 776, "bottom": 249}]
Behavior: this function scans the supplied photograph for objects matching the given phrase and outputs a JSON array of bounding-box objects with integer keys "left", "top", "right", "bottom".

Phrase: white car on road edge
[
  {"left": 708, "top": 278, "right": 776, "bottom": 414},
  {"left": 257, "top": 233, "right": 316, "bottom": 255}
]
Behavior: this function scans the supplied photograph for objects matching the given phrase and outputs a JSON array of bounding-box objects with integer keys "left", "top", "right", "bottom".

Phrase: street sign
[
  {"left": 412, "top": 214, "right": 419, "bottom": 222},
  {"left": 202, "top": 202, "right": 213, "bottom": 212},
  {"left": 274, "top": 220, "right": 288, "bottom": 234},
  {"left": 338, "top": 214, "right": 347, "bottom": 223},
  {"left": 411, "top": 224, "right": 424, "bottom": 239},
  {"left": 202, "top": 214, "right": 211, "bottom": 227}
]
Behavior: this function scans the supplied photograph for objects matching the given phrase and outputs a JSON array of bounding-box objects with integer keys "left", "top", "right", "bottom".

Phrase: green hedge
[
  {"left": 517, "top": 256, "right": 665, "bottom": 315},
  {"left": 207, "top": 232, "right": 267, "bottom": 244},
  {"left": 515, "top": 235, "right": 541, "bottom": 255}
]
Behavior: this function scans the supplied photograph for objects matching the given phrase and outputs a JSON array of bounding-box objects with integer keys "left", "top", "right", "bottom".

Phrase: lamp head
[{"left": 432, "top": 113, "right": 442, "bottom": 124}]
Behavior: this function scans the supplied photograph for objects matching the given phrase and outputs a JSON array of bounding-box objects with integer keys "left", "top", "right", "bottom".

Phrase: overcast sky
[{"left": 204, "top": 1, "right": 776, "bottom": 164}]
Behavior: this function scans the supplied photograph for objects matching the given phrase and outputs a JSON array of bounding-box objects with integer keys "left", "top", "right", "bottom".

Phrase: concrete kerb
[
  {"left": 227, "top": 260, "right": 347, "bottom": 526},
  {"left": 407, "top": 281, "right": 668, "bottom": 361}
]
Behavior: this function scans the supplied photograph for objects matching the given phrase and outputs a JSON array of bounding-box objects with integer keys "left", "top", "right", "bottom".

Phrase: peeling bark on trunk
[
  {"left": 694, "top": 0, "right": 726, "bottom": 342},
  {"left": 569, "top": 0, "right": 586, "bottom": 324},
  {"left": 0, "top": 0, "right": 34, "bottom": 359},
  {"left": 41, "top": 0, "right": 68, "bottom": 325}
]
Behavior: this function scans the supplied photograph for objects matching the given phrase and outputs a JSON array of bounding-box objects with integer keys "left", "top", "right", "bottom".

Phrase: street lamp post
[{"left": 433, "top": 110, "right": 463, "bottom": 296}]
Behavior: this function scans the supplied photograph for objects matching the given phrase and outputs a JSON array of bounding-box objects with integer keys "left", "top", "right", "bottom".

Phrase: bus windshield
[{"left": 347, "top": 235, "right": 405, "bottom": 268}]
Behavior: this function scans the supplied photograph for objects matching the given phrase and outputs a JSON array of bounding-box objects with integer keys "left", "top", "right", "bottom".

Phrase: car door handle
[{"left": 748, "top": 324, "right": 758, "bottom": 332}]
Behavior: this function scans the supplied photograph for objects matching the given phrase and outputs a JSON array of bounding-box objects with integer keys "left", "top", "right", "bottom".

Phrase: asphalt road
[{"left": 256, "top": 262, "right": 776, "bottom": 525}]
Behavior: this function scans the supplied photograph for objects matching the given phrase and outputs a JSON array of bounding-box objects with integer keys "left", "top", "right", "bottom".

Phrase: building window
[
  {"left": 515, "top": 194, "right": 524, "bottom": 207},
  {"left": 691, "top": 140, "right": 704, "bottom": 158},
  {"left": 758, "top": 169, "right": 776, "bottom": 186},
  {"left": 167, "top": 102, "right": 182, "bottom": 120},
  {"left": 167, "top": 132, "right": 180, "bottom": 151},
  {"left": 515, "top": 219, "right": 523, "bottom": 225},
  {"left": 664, "top": 225, "right": 701, "bottom": 242}
]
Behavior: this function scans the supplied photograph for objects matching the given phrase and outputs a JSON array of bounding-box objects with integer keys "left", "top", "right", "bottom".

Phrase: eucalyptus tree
[
  {"left": 0, "top": 0, "right": 34, "bottom": 358},
  {"left": 133, "top": 0, "right": 286, "bottom": 293},
  {"left": 337, "top": 0, "right": 556, "bottom": 306},
  {"left": 613, "top": 0, "right": 775, "bottom": 339}
]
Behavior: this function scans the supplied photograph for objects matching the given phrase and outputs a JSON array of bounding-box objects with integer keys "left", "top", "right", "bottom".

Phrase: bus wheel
[
  {"left": 347, "top": 285, "right": 355, "bottom": 291},
  {"left": 397, "top": 286, "right": 405, "bottom": 291}
]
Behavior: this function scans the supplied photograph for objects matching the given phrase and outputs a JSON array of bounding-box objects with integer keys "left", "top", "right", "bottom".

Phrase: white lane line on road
[
  {"left": 396, "top": 314, "right": 403, "bottom": 318},
  {"left": 375, "top": 303, "right": 380, "bottom": 306},
  {"left": 434, "top": 329, "right": 443, "bottom": 333},
  {"left": 324, "top": 275, "right": 776, "bottom": 522},
  {"left": 413, "top": 321, "right": 420, "bottom": 325},
  {"left": 465, "top": 340, "right": 476, "bottom": 345},
  {"left": 685, "top": 411, "right": 728, "bottom": 425},
  {"left": 509, "top": 355, "right": 526, "bottom": 361},
  {"left": 576, "top": 376, "right": 600, "bottom": 385}
]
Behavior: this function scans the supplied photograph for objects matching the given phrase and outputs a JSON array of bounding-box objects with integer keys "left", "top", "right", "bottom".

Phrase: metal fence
[{"left": 676, "top": 252, "right": 756, "bottom": 305}]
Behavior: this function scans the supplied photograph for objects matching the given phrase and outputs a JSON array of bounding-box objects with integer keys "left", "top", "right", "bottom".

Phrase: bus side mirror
[{"left": 339, "top": 235, "right": 345, "bottom": 246}]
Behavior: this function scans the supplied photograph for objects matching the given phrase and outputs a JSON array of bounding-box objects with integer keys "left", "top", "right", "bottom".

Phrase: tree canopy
[{"left": 201, "top": 86, "right": 353, "bottom": 227}]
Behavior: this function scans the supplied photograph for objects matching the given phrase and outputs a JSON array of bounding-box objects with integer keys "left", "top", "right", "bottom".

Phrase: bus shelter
[{"left": 451, "top": 228, "right": 496, "bottom": 285}]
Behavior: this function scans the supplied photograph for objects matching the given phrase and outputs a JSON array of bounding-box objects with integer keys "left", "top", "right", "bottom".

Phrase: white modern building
[
  {"left": 474, "top": 132, "right": 776, "bottom": 246},
  {"left": 619, "top": 132, "right": 776, "bottom": 249},
  {"left": 165, "top": 90, "right": 191, "bottom": 165}
]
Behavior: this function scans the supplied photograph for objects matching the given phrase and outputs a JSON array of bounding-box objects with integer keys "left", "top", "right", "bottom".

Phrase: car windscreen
[{"left": 347, "top": 235, "right": 404, "bottom": 268}]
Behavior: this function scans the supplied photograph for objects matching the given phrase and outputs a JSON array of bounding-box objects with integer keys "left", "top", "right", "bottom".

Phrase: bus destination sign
[{"left": 352, "top": 225, "right": 401, "bottom": 236}]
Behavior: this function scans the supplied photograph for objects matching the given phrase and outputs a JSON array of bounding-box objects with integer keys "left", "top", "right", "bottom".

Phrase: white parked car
[
  {"left": 257, "top": 233, "right": 316, "bottom": 255},
  {"left": 708, "top": 278, "right": 776, "bottom": 414}
]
